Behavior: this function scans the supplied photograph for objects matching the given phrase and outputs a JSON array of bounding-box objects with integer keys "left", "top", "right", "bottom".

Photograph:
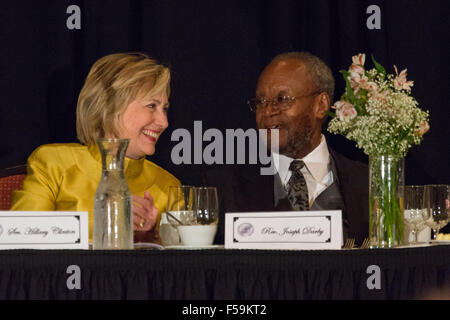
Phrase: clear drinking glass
[
  {"left": 166, "top": 185, "right": 196, "bottom": 228},
  {"left": 176, "top": 187, "right": 219, "bottom": 246},
  {"left": 165, "top": 186, "right": 219, "bottom": 246},
  {"left": 403, "top": 185, "right": 427, "bottom": 244},
  {"left": 194, "top": 187, "right": 219, "bottom": 225},
  {"left": 93, "top": 138, "right": 133, "bottom": 250},
  {"left": 424, "top": 184, "right": 450, "bottom": 240},
  {"left": 159, "top": 212, "right": 181, "bottom": 246}
]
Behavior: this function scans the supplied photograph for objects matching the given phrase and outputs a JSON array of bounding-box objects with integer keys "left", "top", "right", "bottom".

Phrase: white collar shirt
[{"left": 272, "top": 135, "right": 334, "bottom": 207}]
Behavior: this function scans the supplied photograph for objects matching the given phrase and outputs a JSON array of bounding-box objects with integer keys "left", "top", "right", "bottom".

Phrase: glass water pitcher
[{"left": 93, "top": 138, "right": 133, "bottom": 249}]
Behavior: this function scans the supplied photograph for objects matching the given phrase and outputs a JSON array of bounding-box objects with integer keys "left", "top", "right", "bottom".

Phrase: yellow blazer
[{"left": 11, "top": 143, "right": 181, "bottom": 241}]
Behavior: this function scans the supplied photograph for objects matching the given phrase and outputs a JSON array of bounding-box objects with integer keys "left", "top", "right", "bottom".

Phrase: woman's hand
[{"left": 132, "top": 191, "right": 158, "bottom": 231}]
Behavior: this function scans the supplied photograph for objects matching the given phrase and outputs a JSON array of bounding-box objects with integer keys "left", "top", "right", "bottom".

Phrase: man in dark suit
[{"left": 203, "top": 52, "right": 368, "bottom": 246}]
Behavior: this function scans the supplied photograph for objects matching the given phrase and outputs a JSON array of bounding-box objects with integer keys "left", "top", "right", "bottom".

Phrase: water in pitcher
[
  {"left": 93, "top": 139, "right": 133, "bottom": 250},
  {"left": 93, "top": 182, "right": 133, "bottom": 249}
]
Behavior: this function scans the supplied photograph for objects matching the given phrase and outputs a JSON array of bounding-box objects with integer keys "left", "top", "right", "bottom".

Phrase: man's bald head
[{"left": 271, "top": 52, "right": 335, "bottom": 103}]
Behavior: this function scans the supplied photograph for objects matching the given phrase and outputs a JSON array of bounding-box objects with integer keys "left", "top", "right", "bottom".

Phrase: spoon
[{"left": 166, "top": 212, "right": 185, "bottom": 226}]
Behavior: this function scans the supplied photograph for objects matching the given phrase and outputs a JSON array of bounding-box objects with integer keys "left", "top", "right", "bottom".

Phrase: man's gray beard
[{"left": 280, "top": 126, "right": 314, "bottom": 159}]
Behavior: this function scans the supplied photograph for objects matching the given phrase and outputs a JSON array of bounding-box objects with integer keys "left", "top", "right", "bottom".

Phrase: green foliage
[{"left": 371, "top": 54, "right": 386, "bottom": 76}]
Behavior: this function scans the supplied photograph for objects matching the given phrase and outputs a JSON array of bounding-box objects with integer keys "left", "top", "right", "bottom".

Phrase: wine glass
[
  {"left": 166, "top": 185, "right": 197, "bottom": 227},
  {"left": 177, "top": 186, "right": 219, "bottom": 246},
  {"left": 424, "top": 184, "right": 450, "bottom": 240},
  {"left": 194, "top": 187, "right": 219, "bottom": 225},
  {"left": 403, "top": 185, "right": 428, "bottom": 244},
  {"left": 159, "top": 185, "right": 195, "bottom": 246},
  {"left": 165, "top": 186, "right": 219, "bottom": 246}
]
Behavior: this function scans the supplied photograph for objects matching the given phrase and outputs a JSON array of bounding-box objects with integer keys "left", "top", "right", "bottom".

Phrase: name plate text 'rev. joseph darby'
[
  {"left": 225, "top": 211, "right": 343, "bottom": 250},
  {"left": 0, "top": 211, "right": 89, "bottom": 249}
]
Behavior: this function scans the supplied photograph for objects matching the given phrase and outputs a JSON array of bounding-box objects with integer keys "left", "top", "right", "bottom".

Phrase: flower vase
[{"left": 369, "top": 155, "right": 405, "bottom": 248}]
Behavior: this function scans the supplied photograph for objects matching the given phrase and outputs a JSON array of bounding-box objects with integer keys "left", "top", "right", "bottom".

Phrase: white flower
[
  {"left": 333, "top": 100, "right": 357, "bottom": 122},
  {"left": 393, "top": 65, "right": 414, "bottom": 91}
]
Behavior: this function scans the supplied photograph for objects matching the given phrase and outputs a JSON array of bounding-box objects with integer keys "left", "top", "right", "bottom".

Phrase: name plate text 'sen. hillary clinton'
[
  {"left": 0, "top": 211, "right": 89, "bottom": 249},
  {"left": 225, "top": 211, "right": 343, "bottom": 250}
]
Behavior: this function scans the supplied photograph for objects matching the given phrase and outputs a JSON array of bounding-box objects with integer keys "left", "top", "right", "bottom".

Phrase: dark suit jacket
[{"left": 201, "top": 149, "right": 369, "bottom": 246}]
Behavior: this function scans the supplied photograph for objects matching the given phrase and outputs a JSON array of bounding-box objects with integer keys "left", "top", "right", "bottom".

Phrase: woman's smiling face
[{"left": 119, "top": 90, "right": 169, "bottom": 159}]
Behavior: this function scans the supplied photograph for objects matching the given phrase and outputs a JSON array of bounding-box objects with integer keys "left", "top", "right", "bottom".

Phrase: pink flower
[
  {"left": 370, "top": 89, "right": 389, "bottom": 105},
  {"left": 393, "top": 65, "right": 414, "bottom": 91},
  {"left": 348, "top": 71, "right": 368, "bottom": 94},
  {"left": 333, "top": 100, "right": 357, "bottom": 121},
  {"left": 350, "top": 64, "right": 364, "bottom": 75},
  {"left": 352, "top": 53, "right": 366, "bottom": 66},
  {"left": 415, "top": 121, "right": 430, "bottom": 136},
  {"left": 348, "top": 72, "right": 378, "bottom": 95},
  {"left": 365, "top": 81, "right": 379, "bottom": 94},
  {"left": 349, "top": 53, "right": 366, "bottom": 75}
]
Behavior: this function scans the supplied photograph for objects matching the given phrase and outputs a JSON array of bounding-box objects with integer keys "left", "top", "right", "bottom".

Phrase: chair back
[{"left": 0, "top": 165, "right": 27, "bottom": 210}]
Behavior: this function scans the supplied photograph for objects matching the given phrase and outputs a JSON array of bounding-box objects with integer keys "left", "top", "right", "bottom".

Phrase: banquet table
[{"left": 0, "top": 245, "right": 449, "bottom": 300}]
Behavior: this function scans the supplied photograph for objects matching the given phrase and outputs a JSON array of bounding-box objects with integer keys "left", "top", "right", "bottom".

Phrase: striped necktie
[{"left": 287, "top": 160, "right": 309, "bottom": 211}]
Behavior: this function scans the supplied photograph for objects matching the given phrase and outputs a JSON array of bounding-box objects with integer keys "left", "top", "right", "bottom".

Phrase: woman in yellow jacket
[{"left": 11, "top": 53, "right": 181, "bottom": 243}]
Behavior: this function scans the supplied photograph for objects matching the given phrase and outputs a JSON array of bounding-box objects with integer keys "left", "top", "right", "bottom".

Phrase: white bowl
[{"left": 177, "top": 225, "right": 217, "bottom": 246}]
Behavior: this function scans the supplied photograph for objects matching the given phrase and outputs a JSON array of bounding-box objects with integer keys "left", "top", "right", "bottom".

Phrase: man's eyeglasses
[{"left": 247, "top": 92, "right": 320, "bottom": 112}]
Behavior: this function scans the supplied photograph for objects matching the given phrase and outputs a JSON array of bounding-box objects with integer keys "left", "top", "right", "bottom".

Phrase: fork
[
  {"left": 343, "top": 238, "right": 355, "bottom": 249},
  {"left": 360, "top": 238, "right": 371, "bottom": 249}
]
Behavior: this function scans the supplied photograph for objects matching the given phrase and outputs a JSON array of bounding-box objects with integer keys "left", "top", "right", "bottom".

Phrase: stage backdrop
[{"left": 0, "top": 0, "right": 449, "bottom": 187}]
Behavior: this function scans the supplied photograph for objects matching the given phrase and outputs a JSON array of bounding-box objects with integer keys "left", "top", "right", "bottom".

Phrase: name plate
[
  {"left": 225, "top": 211, "right": 342, "bottom": 250},
  {"left": 0, "top": 211, "right": 89, "bottom": 249}
]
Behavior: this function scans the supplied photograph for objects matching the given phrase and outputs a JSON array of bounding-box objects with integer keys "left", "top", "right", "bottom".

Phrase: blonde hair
[{"left": 76, "top": 52, "right": 170, "bottom": 145}]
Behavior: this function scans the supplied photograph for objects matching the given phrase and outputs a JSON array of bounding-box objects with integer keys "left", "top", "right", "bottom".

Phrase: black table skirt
[{"left": 0, "top": 246, "right": 449, "bottom": 300}]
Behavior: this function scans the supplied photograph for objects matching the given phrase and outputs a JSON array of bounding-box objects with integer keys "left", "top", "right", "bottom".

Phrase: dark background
[{"left": 0, "top": 0, "right": 449, "bottom": 186}]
